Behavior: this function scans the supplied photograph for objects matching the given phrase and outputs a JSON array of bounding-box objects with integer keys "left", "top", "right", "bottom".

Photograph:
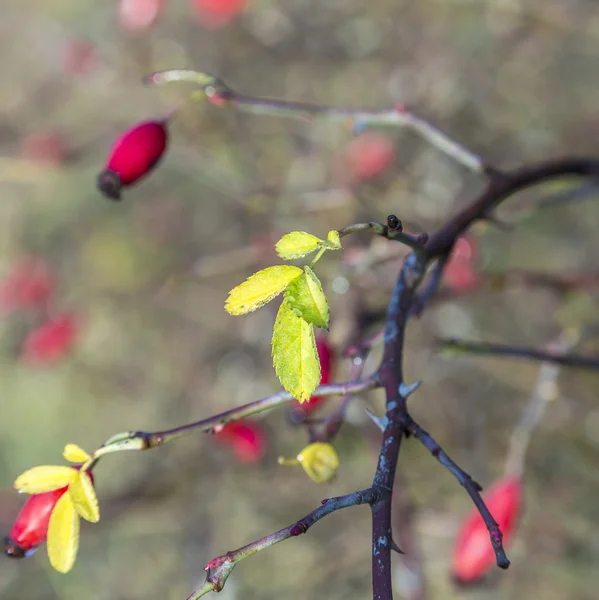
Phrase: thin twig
[
  {"left": 146, "top": 70, "right": 485, "bottom": 173},
  {"left": 187, "top": 489, "right": 376, "bottom": 599},
  {"left": 438, "top": 338, "right": 599, "bottom": 371},
  {"left": 403, "top": 416, "right": 510, "bottom": 569}
]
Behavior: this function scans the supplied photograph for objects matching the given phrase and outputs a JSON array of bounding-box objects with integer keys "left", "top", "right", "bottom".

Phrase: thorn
[
  {"left": 365, "top": 407, "right": 388, "bottom": 432},
  {"left": 398, "top": 381, "right": 422, "bottom": 398},
  {"left": 391, "top": 539, "right": 404, "bottom": 554}
]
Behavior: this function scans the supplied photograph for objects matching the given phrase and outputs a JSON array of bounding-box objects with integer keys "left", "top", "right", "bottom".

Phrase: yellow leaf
[
  {"left": 225, "top": 266, "right": 302, "bottom": 315},
  {"left": 272, "top": 299, "right": 321, "bottom": 402},
  {"left": 15, "top": 466, "right": 77, "bottom": 494},
  {"left": 325, "top": 230, "right": 342, "bottom": 249},
  {"left": 297, "top": 442, "right": 339, "bottom": 483},
  {"left": 47, "top": 493, "right": 80, "bottom": 573},
  {"left": 69, "top": 472, "right": 99, "bottom": 523},
  {"left": 285, "top": 266, "right": 329, "bottom": 329},
  {"left": 275, "top": 232, "right": 323, "bottom": 260},
  {"left": 63, "top": 444, "right": 91, "bottom": 463}
]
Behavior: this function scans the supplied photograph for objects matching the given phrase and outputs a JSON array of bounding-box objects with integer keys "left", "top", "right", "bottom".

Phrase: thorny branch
[{"left": 94, "top": 72, "right": 599, "bottom": 599}]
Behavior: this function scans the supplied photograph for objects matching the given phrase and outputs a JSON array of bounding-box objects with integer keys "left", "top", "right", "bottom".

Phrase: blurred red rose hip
[
  {"left": 444, "top": 236, "right": 479, "bottom": 294},
  {"left": 0, "top": 258, "right": 52, "bottom": 314},
  {"left": 341, "top": 132, "right": 396, "bottom": 185},
  {"left": 215, "top": 420, "right": 266, "bottom": 463},
  {"left": 452, "top": 475, "right": 522, "bottom": 584},
  {"left": 290, "top": 336, "right": 333, "bottom": 420},
  {"left": 20, "top": 132, "right": 68, "bottom": 166},
  {"left": 21, "top": 313, "right": 79, "bottom": 365},
  {"left": 97, "top": 120, "right": 168, "bottom": 201},
  {"left": 118, "top": 0, "right": 165, "bottom": 32},
  {"left": 190, "top": 0, "right": 248, "bottom": 28}
]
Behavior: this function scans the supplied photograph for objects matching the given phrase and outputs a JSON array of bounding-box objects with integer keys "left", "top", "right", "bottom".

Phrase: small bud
[
  {"left": 387, "top": 215, "right": 402, "bottom": 231},
  {"left": 296, "top": 442, "right": 339, "bottom": 484},
  {"left": 452, "top": 475, "right": 522, "bottom": 584},
  {"left": 98, "top": 120, "right": 168, "bottom": 201}
]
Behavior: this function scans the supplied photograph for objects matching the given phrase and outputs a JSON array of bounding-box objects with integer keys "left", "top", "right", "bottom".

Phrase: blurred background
[{"left": 1, "top": 0, "right": 599, "bottom": 599}]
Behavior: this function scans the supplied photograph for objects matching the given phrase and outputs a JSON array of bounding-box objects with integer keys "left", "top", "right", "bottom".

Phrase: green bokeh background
[{"left": 1, "top": 1, "right": 599, "bottom": 599}]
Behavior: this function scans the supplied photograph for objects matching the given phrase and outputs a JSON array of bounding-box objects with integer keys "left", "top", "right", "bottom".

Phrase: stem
[
  {"left": 94, "top": 376, "right": 379, "bottom": 459},
  {"left": 146, "top": 70, "right": 484, "bottom": 173},
  {"left": 187, "top": 489, "right": 376, "bottom": 599},
  {"left": 438, "top": 338, "right": 599, "bottom": 370}
]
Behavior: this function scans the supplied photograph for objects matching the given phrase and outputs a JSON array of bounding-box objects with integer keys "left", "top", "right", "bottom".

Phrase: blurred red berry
[
  {"left": 452, "top": 475, "right": 522, "bottom": 584},
  {"left": 4, "top": 472, "right": 94, "bottom": 559},
  {"left": 0, "top": 258, "right": 52, "bottom": 314},
  {"left": 118, "top": 0, "right": 165, "bottom": 32},
  {"left": 290, "top": 336, "right": 333, "bottom": 420},
  {"left": 190, "top": 0, "right": 248, "bottom": 28},
  {"left": 341, "top": 132, "right": 396, "bottom": 185},
  {"left": 63, "top": 39, "right": 96, "bottom": 76},
  {"left": 20, "top": 132, "right": 67, "bottom": 166},
  {"left": 215, "top": 420, "right": 266, "bottom": 463},
  {"left": 97, "top": 120, "right": 168, "bottom": 201},
  {"left": 21, "top": 313, "right": 78, "bottom": 365},
  {"left": 444, "top": 236, "right": 480, "bottom": 294}
]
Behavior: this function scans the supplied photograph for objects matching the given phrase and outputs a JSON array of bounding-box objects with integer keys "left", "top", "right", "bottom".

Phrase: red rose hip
[
  {"left": 452, "top": 475, "right": 522, "bottom": 584},
  {"left": 97, "top": 120, "right": 168, "bottom": 201}
]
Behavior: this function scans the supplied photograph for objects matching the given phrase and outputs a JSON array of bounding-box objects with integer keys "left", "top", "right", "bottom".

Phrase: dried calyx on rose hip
[{"left": 97, "top": 120, "right": 168, "bottom": 201}]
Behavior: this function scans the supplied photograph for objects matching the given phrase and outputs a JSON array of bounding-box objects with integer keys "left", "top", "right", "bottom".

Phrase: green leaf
[
  {"left": 285, "top": 266, "right": 329, "bottom": 329},
  {"left": 272, "top": 300, "right": 321, "bottom": 402},
  {"left": 225, "top": 266, "right": 303, "bottom": 315},
  {"left": 275, "top": 232, "right": 323, "bottom": 260}
]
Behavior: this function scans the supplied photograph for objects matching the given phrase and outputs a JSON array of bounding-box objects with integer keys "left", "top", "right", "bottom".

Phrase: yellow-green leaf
[
  {"left": 69, "top": 472, "right": 99, "bottom": 523},
  {"left": 15, "top": 466, "right": 77, "bottom": 494},
  {"left": 225, "top": 266, "right": 303, "bottom": 315},
  {"left": 63, "top": 444, "right": 91, "bottom": 464},
  {"left": 275, "top": 232, "right": 323, "bottom": 260},
  {"left": 272, "top": 299, "right": 321, "bottom": 402},
  {"left": 325, "top": 230, "right": 342, "bottom": 249},
  {"left": 285, "top": 266, "right": 329, "bottom": 329},
  {"left": 47, "top": 493, "right": 80, "bottom": 574}
]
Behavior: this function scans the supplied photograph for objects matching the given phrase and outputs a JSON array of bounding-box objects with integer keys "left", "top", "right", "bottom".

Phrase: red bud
[
  {"left": 452, "top": 476, "right": 522, "bottom": 584},
  {"left": 290, "top": 336, "right": 333, "bottom": 420},
  {"left": 215, "top": 420, "right": 266, "bottom": 463},
  {"left": 4, "top": 471, "right": 94, "bottom": 560},
  {"left": 21, "top": 313, "right": 78, "bottom": 365},
  {"left": 4, "top": 487, "right": 68, "bottom": 558},
  {"left": 98, "top": 120, "right": 168, "bottom": 201}
]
